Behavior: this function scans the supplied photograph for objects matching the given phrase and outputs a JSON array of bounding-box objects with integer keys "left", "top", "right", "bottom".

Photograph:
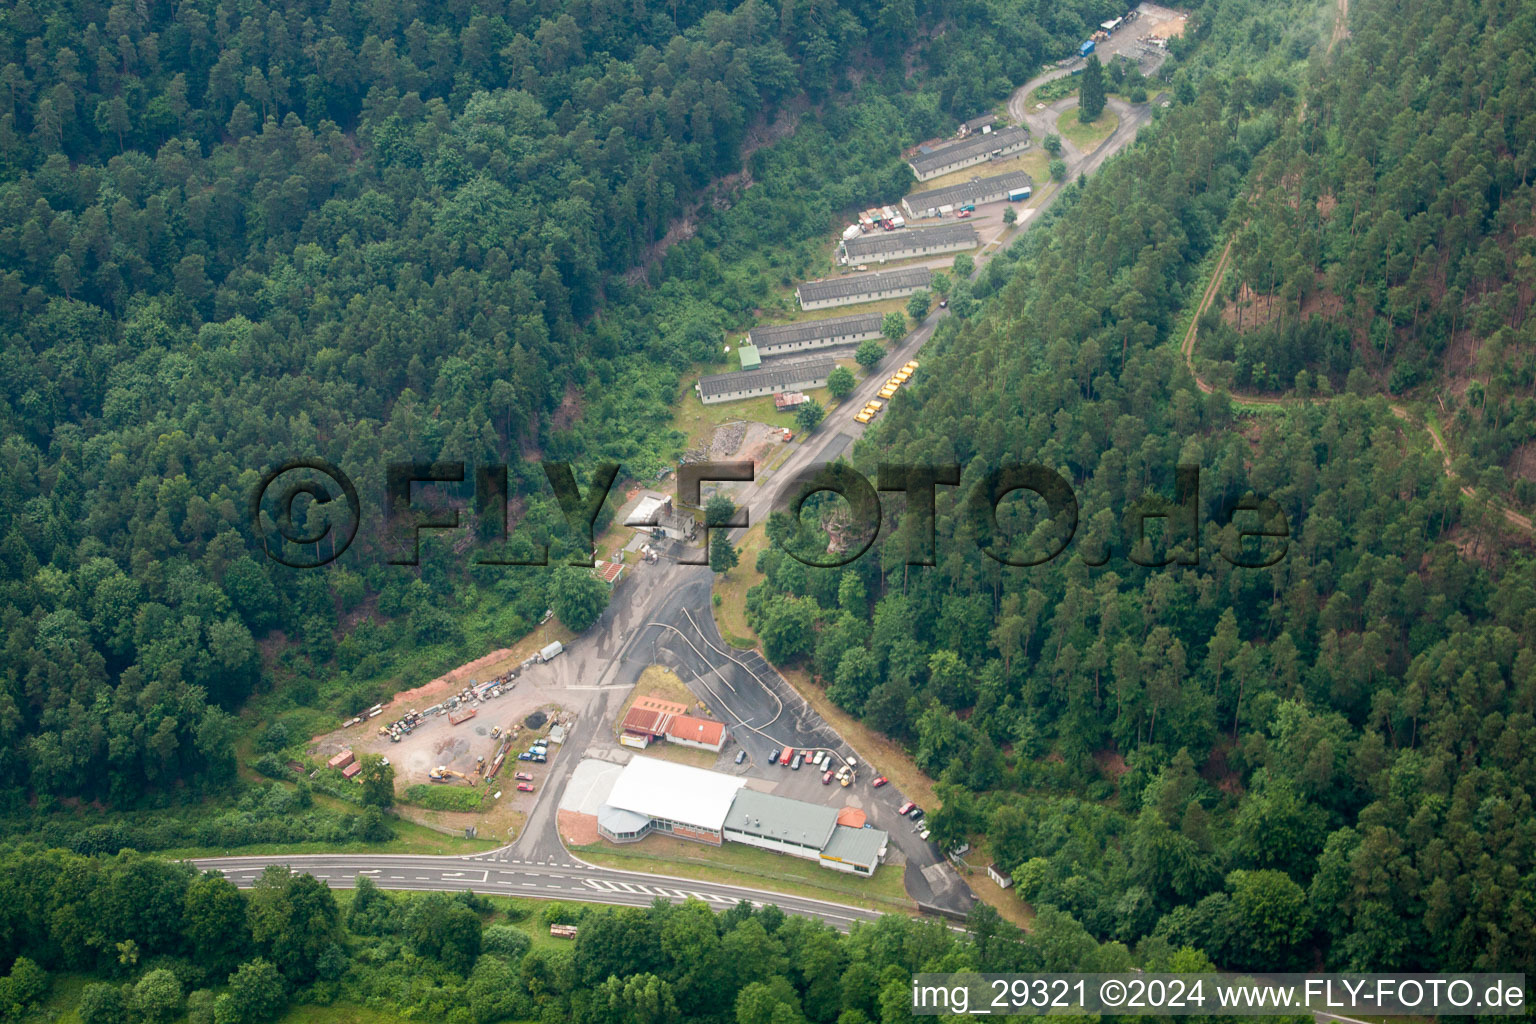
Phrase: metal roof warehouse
[
  {"left": 841, "top": 223, "right": 978, "bottom": 264},
  {"left": 902, "top": 170, "right": 1036, "bottom": 219},
  {"left": 796, "top": 267, "right": 932, "bottom": 310},
  {"left": 722, "top": 788, "right": 840, "bottom": 859}
]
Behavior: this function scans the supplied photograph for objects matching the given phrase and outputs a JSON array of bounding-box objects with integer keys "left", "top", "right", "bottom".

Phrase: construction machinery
[{"left": 428, "top": 765, "right": 477, "bottom": 785}]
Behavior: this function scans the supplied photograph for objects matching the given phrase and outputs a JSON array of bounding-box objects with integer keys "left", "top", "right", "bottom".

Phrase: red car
[
  {"left": 516, "top": 782, "right": 534, "bottom": 792},
  {"left": 822, "top": 770, "right": 834, "bottom": 785},
  {"left": 514, "top": 772, "right": 533, "bottom": 781},
  {"left": 872, "top": 776, "right": 889, "bottom": 788},
  {"left": 898, "top": 801, "right": 915, "bottom": 815}
]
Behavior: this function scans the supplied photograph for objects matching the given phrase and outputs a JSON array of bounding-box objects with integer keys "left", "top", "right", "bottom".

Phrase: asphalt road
[
  {"left": 193, "top": 56, "right": 1172, "bottom": 928},
  {"left": 190, "top": 852, "right": 885, "bottom": 931}
]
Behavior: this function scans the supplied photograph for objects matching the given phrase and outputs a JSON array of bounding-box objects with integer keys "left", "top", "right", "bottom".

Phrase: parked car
[
  {"left": 898, "top": 801, "right": 915, "bottom": 815},
  {"left": 840, "top": 774, "right": 852, "bottom": 787},
  {"left": 734, "top": 749, "right": 746, "bottom": 764},
  {"left": 822, "top": 770, "right": 834, "bottom": 785},
  {"left": 514, "top": 772, "right": 533, "bottom": 781},
  {"left": 517, "top": 752, "right": 532, "bottom": 761},
  {"left": 919, "top": 828, "right": 931, "bottom": 840},
  {"left": 791, "top": 754, "right": 802, "bottom": 770},
  {"left": 517, "top": 782, "right": 534, "bottom": 792},
  {"left": 910, "top": 806, "right": 925, "bottom": 820},
  {"left": 872, "top": 776, "right": 889, "bottom": 788}
]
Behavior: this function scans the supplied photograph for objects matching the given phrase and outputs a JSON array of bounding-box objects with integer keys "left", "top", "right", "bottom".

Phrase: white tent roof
[
  {"left": 605, "top": 755, "right": 746, "bottom": 831},
  {"left": 625, "top": 495, "right": 667, "bottom": 527}
]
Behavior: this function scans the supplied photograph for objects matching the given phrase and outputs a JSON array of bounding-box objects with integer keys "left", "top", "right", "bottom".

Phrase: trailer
[
  {"left": 1079, "top": 39, "right": 1096, "bottom": 57},
  {"left": 448, "top": 708, "right": 478, "bottom": 726},
  {"left": 539, "top": 641, "right": 564, "bottom": 661},
  {"left": 1007, "top": 186, "right": 1033, "bottom": 201}
]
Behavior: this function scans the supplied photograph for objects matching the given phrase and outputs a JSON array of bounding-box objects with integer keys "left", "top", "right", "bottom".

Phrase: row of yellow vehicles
[{"left": 854, "top": 359, "right": 919, "bottom": 423}]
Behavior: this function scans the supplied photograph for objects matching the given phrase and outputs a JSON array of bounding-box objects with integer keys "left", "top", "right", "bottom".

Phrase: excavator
[{"left": 428, "top": 765, "right": 477, "bottom": 785}]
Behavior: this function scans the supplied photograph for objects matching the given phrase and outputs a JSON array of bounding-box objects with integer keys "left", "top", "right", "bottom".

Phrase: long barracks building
[
  {"left": 901, "top": 170, "right": 1035, "bottom": 220},
  {"left": 907, "top": 125, "right": 1030, "bottom": 181},
  {"left": 839, "top": 223, "right": 978, "bottom": 265},
  {"left": 747, "top": 313, "right": 884, "bottom": 356},
  {"left": 795, "top": 267, "right": 932, "bottom": 310}
]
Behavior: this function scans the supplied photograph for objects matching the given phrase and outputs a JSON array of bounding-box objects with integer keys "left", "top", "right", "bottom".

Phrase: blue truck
[{"left": 1079, "top": 39, "right": 1096, "bottom": 57}]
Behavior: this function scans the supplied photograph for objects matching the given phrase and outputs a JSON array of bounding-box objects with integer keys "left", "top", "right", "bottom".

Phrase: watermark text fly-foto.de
[{"left": 249, "top": 458, "right": 1291, "bottom": 570}]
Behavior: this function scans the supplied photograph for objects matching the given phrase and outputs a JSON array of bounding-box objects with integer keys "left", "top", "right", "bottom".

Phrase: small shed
[
  {"left": 738, "top": 343, "right": 761, "bottom": 370},
  {"left": 775, "top": 391, "right": 807, "bottom": 410},
  {"left": 987, "top": 864, "right": 1014, "bottom": 889},
  {"left": 341, "top": 761, "right": 363, "bottom": 780},
  {"left": 327, "top": 750, "right": 355, "bottom": 771}
]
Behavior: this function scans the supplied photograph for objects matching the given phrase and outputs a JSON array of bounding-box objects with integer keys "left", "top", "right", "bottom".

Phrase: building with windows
[
  {"left": 696, "top": 357, "right": 835, "bottom": 404},
  {"left": 902, "top": 171, "right": 1035, "bottom": 220},
  {"left": 596, "top": 756, "right": 745, "bottom": 845},
  {"left": 748, "top": 313, "right": 883, "bottom": 356},
  {"left": 722, "top": 788, "right": 840, "bottom": 860},
  {"left": 594, "top": 756, "right": 891, "bottom": 875},
  {"left": 839, "top": 223, "right": 978, "bottom": 265},
  {"left": 819, "top": 824, "right": 888, "bottom": 875},
  {"left": 908, "top": 125, "right": 1030, "bottom": 180},
  {"left": 796, "top": 267, "right": 932, "bottom": 310}
]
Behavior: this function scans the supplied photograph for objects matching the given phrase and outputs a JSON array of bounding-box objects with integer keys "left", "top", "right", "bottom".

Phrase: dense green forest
[
  {"left": 0, "top": 0, "right": 1127, "bottom": 816},
  {"left": 1193, "top": 0, "right": 1536, "bottom": 504},
  {"left": 748, "top": 0, "right": 1536, "bottom": 977}
]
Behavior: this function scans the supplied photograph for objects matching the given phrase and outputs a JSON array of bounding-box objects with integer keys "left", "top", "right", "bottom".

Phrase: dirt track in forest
[{"left": 1181, "top": 238, "right": 1533, "bottom": 535}]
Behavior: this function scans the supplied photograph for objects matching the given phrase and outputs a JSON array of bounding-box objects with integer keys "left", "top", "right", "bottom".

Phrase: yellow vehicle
[
  {"left": 903, "top": 360, "right": 919, "bottom": 371},
  {"left": 894, "top": 370, "right": 912, "bottom": 383},
  {"left": 878, "top": 385, "right": 898, "bottom": 400},
  {"left": 864, "top": 399, "right": 884, "bottom": 411},
  {"left": 854, "top": 410, "right": 873, "bottom": 424}
]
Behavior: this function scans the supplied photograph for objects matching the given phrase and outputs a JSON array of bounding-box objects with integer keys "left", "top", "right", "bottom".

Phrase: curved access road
[{"left": 190, "top": 851, "right": 886, "bottom": 931}]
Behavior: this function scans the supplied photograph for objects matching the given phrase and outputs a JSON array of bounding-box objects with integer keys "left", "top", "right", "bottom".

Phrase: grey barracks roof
[
  {"left": 749, "top": 313, "right": 883, "bottom": 348},
  {"left": 796, "top": 266, "right": 932, "bottom": 304},
  {"left": 820, "top": 824, "right": 889, "bottom": 867},
  {"left": 903, "top": 171, "right": 1036, "bottom": 213},
  {"left": 724, "top": 788, "right": 839, "bottom": 848},
  {"left": 961, "top": 113, "right": 999, "bottom": 132},
  {"left": 842, "top": 223, "right": 978, "bottom": 261},
  {"left": 697, "top": 357, "right": 835, "bottom": 400},
  {"left": 908, "top": 125, "right": 1030, "bottom": 176}
]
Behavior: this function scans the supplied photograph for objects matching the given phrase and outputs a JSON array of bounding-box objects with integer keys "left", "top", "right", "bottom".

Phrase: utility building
[
  {"left": 748, "top": 313, "right": 883, "bottom": 356},
  {"left": 840, "top": 223, "right": 978, "bottom": 265},
  {"left": 696, "top": 357, "right": 836, "bottom": 405},
  {"left": 819, "top": 824, "right": 889, "bottom": 876},
  {"left": 908, "top": 125, "right": 1030, "bottom": 181},
  {"left": 796, "top": 267, "right": 932, "bottom": 310},
  {"left": 902, "top": 171, "right": 1036, "bottom": 220}
]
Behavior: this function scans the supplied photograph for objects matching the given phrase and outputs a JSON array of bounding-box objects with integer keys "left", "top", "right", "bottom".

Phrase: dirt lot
[{"left": 309, "top": 646, "right": 605, "bottom": 840}]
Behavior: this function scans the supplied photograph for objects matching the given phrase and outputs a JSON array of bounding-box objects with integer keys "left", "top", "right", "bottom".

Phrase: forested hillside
[
  {"left": 0, "top": 847, "right": 1160, "bottom": 1024},
  {"left": 0, "top": 0, "right": 1125, "bottom": 814},
  {"left": 1194, "top": 0, "right": 1536, "bottom": 505},
  {"left": 749, "top": 0, "right": 1536, "bottom": 975}
]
